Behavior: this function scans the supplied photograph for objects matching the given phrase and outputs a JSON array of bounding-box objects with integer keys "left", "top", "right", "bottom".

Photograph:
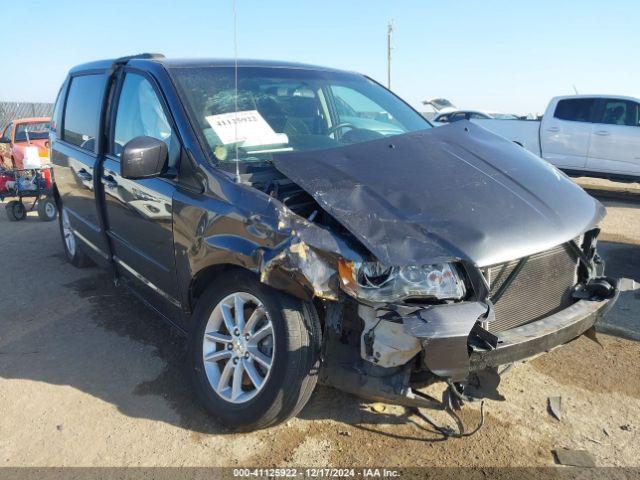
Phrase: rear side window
[
  {"left": 598, "top": 99, "right": 640, "bottom": 127},
  {"left": 63, "top": 74, "right": 106, "bottom": 151},
  {"left": 553, "top": 99, "right": 596, "bottom": 123}
]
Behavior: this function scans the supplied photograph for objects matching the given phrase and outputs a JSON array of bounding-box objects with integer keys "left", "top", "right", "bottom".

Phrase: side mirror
[
  {"left": 121, "top": 136, "right": 168, "bottom": 179},
  {"left": 0, "top": 137, "right": 10, "bottom": 144}
]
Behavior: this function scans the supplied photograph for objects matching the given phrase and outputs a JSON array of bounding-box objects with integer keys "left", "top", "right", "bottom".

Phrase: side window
[
  {"left": 469, "top": 112, "right": 488, "bottom": 119},
  {"left": 438, "top": 114, "right": 450, "bottom": 123},
  {"left": 331, "top": 85, "right": 399, "bottom": 127},
  {"left": 553, "top": 99, "right": 596, "bottom": 123},
  {"left": 63, "top": 74, "right": 106, "bottom": 151},
  {"left": 598, "top": 99, "right": 640, "bottom": 127},
  {"left": 112, "top": 73, "right": 178, "bottom": 167}
]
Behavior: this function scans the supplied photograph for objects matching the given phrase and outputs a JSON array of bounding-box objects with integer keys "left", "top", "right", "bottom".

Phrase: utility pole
[{"left": 387, "top": 20, "right": 394, "bottom": 89}]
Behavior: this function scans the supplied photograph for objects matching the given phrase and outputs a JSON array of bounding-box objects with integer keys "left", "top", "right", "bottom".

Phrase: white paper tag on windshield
[{"left": 205, "top": 110, "right": 288, "bottom": 148}]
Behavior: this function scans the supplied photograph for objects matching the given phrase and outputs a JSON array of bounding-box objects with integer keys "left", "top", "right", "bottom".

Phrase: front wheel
[{"left": 188, "top": 269, "right": 321, "bottom": 430}]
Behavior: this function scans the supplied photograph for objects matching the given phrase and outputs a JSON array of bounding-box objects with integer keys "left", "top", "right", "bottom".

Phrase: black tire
[
  {"left": 188, "top": 269, "right": 321, "bottom": 431},
  {"left": 58, "top": 205, "right": 94, "bottom": 268},
  {"left": 5, "top": 200, "right": 26, "bottom": 221},
  {"left": 37, "top": 196, "right": 57, "bottom": 222}
]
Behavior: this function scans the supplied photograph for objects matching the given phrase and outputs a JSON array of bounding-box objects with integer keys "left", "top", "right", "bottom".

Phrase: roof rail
[
  {"left": 112, "top": 52, "right": 165, "bottom": 65},
  {"left": 105, "top": 53, "right": 164, "bottom": 76}
]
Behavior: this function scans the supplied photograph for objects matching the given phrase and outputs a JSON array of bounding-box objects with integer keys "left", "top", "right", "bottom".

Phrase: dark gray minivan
[{"left": 51, "top": 54, "right": 621, "bottom": 431}]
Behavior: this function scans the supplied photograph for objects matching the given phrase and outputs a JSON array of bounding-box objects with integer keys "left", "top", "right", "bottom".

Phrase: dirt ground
[{"left": 0, "top": 184, "right": 639, "bottom": 468}]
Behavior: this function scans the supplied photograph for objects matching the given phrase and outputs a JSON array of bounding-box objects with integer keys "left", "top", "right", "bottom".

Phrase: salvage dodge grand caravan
[{"left": 51, "top": 54, "right": 620, "bottom": 430}]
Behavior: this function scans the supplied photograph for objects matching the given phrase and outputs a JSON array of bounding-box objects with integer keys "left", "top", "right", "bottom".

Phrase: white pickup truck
[{"left": 474, "top": 95, "right": 640, "bottom": 180}]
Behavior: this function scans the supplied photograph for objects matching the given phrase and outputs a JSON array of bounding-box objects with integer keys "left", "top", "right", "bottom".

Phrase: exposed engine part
[{"left": 358, "top": 304, "right": 421, "bottom": 368}]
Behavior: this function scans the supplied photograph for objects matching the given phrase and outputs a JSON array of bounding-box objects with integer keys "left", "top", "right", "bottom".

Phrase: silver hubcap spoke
[
  {"left": 61, "top": 209, "right": 76, "bottom": 255},
  {"left": 220, "top": 304, "right": 235, "bottom": 333},
  {"left": 234, "top": 295, "right": 246, "bottom": 332},
  {"left": 243, "top": 307, "right": 264, "bottom": 334},
  {"left": 250, "top": 323, "right": 273, "bottom": 345},
  {"left": 204, "top": 350, "right": 232, "bottom": 363},
  {"left": 250, "top": 349, "right": 272, "bottom": 369},
  {"left": 242, "top": 358, "right": 264, "bottom": 388},
  {"left": 202, "top": 292, "right": 275, "bottom": 404},
  {"left": 205, "top": 332, "right": 232, "bottom": 344},
  {"left": 231, "top": 360, "right": 244, "bottom": 401}
]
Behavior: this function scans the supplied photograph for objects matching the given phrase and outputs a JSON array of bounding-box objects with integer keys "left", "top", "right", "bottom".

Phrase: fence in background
[{"left": 0, "top": 102, "right": 54, "bottom": 132}]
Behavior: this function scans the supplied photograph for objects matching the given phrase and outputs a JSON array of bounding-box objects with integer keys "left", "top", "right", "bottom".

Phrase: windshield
[
  {"left": 14, "top": 121, "right": 50, "bottom": 142},
  {"left": 170, "top": 66, "right": 430, "bottom": 165}
]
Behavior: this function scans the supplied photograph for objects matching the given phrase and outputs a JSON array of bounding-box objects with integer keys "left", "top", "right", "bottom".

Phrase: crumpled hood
[{"left": 271, "top": 121, "right": 605, "bottom": 267}]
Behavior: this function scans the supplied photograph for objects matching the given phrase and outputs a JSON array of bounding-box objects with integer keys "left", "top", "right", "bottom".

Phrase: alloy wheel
[
  {"left": 202, "top": 292, "right": 275, "bottom": 404},
  {"left": 61, "top": 208, "right": 76, "bottom": 255}
]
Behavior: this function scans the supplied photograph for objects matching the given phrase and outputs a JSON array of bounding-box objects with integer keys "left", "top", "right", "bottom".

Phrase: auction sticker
[{"left": 205, "top": 110, "right": 288, "bottom": 147}]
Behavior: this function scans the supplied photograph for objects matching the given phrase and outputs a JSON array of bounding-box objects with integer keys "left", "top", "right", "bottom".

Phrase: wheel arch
[
  {"left": 188, "top": 263, "right": 257, "bottom": 314},
  {"left": 52, "top": 183, "right": 62, "bottom": 209},
  {"left": 187, "top": 255, "right": 319, "bottom": 317}
]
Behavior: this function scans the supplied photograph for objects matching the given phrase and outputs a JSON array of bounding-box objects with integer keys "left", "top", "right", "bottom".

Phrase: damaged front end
[
  {"left": 316, "top": 235, "right": 622, "bottom": 415},
  {"left": 257, "top": 191, "right": 622, "bottom": 416},
  {"left": 259, "top": 125, "right": 633, "bottom": 414}
]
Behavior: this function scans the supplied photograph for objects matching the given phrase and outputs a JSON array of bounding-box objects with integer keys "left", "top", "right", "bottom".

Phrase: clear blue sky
[{"left": 1, "top": 0, "right": 637, "bottom": 115}]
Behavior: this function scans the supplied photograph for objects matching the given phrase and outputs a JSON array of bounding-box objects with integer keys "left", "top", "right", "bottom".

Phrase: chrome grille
[{"left": 485, "top": 243, "right": 579, "bottom": 333}]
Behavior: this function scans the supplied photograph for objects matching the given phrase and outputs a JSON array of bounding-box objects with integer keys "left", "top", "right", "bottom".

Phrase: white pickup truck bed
[
  {"left": 473, "top": 118, "right": 542, "bottom": 156},
  {"left": 469, "top": 95, "right": 640, "bottom": 180}
]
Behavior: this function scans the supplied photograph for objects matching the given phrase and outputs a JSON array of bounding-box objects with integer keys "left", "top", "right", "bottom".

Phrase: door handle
[
  {"left": 102, "top": 175, "right": 118, "bottom": 189},
  {"left": 77, "top": 169, "right": 93, "bottom": 181},
  {"left": 546, "top": 127, "right": 560, "bottom": 133},
  {"left": 593, "top": 130, "right": 610, "bottom": 136}
]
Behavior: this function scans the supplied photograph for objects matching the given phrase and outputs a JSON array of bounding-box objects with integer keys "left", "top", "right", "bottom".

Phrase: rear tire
[
  {"left": 188, "top": 269, "right": 321, "bottom": 431},
  {"left": 5, "top": 200, "right": 26, "bottom": 221},
  {"left": 58, "top": 206, "right": 94, "bottom": 268},
  {"left": 37, "top": 196, "right": 57, "bottom": 222}
]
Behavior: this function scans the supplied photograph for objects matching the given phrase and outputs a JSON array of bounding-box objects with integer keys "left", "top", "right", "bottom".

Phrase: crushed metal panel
[
  {"left": 260, "top": 237, "right": 339, "bottom": 300},
  {"left": 403, "top": 301, "right": 488, "bottom": 381},
  {"left": 259, "top": 203, "right": 366, "bottom": 300},
  {"left": 271, "top": 122, "right": 604, "bottom": 267}
]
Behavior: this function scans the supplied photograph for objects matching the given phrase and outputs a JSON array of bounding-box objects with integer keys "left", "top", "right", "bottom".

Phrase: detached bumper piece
[
  {"left": 405, "top": 276, "right": 620, "bottom": 383},
  {"left": 469, "top": 297, "right": 611, "bottom": 371}
]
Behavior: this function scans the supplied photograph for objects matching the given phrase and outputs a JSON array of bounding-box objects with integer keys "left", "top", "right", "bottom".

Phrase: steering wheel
[{"left": 327, "top": 123, "right": 357, "bottom": 137}]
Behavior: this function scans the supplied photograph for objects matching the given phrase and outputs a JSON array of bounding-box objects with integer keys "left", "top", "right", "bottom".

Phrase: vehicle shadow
[{"left": 0, "top": 262, "right": 431, "bottom": 436}]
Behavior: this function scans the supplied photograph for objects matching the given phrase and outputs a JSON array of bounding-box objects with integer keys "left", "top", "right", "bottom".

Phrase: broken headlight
[{"left": 338, "top": 260, "right": 466, "bottom": 303}]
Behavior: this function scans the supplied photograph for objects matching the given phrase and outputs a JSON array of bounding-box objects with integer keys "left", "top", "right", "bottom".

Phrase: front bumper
[
  {"left": 402, "top": 282, "right": 618, "bottom": 382},
  {"left": 469, "top": 297, "right": 613, "bottom": 371},
  {"left": 320, "top": 289, "right": 617, "bottom": 410}
]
